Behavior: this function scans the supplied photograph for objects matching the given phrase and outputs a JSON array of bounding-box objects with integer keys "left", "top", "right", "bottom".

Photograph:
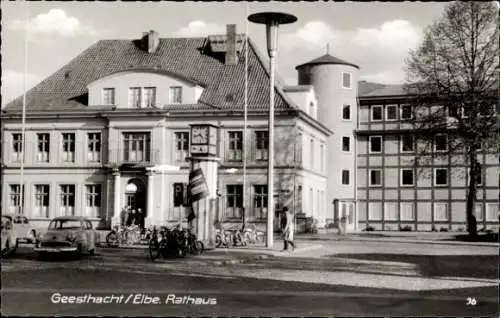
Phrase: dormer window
[
  {"left": 342, "top": 72, "right": 352, "bottom": 89},
  {"left": 102, "top": 88, "right": 115, "bottom": 105},
  {"left": 169, "top": 86, "right": 182, "bottom": 104},
  {"left": 143, "top": 87, "right": 157, "bottom": 107},
  {"left": 129, "top": 87, "right": 142, "bottom": 108}
]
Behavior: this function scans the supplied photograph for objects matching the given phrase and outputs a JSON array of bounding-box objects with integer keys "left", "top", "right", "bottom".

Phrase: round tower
[{"left": 296, "top": 53, "right": 359, "bottom": 231}]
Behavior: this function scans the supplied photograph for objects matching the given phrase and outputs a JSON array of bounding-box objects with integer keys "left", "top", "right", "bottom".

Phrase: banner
[{"left": 187, "top": 168, "right": 209, "bottom": 203}]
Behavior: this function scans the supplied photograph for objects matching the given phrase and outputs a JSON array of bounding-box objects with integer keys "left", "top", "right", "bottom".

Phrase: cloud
[
  {"left": 8, "top": 9, "right": 99, "bottom": 37},
  {"left": 1, "top": 70, "right": 42, "bottom": 106},
  {"left": 281, "top": 20, "right": 422, "bottom": 84},
  {"left": 172, "top": 21, "right": 225, "bottom": 37}
]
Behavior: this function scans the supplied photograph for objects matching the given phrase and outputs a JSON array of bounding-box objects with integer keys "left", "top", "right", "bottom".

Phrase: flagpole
[
  {"left": 242, "top": 2, "right": 249, "bottom": 226},
  {"left": 19, "top": 2, "right": 30, "bottom": 215}
]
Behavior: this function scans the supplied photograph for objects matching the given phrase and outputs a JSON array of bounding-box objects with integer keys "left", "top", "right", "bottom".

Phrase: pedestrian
[
  {"left": 127, "top": 209, "right": 136, "bottom": 226},
  {"left": 136, "top": 208, "right": 144, "bottom": 229},
  {"left": 281, "top": 206, "right": 295, "bottom": 252},
  {"left": 120, "top": 207, "right": 128, "bottom": 228}
]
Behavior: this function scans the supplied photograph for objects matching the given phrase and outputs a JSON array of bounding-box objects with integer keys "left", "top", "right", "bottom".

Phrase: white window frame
[
  {"left": 400, "top": 202, "right": 415, "bottom": 221},
  {"left": 434, "top": 168, "right": 448, "bottom": 186},
  {"left": 59, "top": 184, "right": 75, "bottom": 216},
  {"left": 8, "top": 184, "right": 25, "bottom": 214},
  {"left": 485, "top": 203, "right": 499, "bottom": 222},
  {"left": 371, "top": 105, "right": 383, "bottom": 121},
  {"left": 61, "top": 132, "right": 76, "bottom": 163},
  {"left": 255, "top": 131, "right": 269, "bottom": 161},
  {"left": 342, "top": 72, "right": 352, "bottom": 89},
  {"left": 11, "top": 133, "right": 24, "bottom": 162},
  {"left": 128, "top": 87, "right": 142, "bottom": 108},
  {"left": 123, "top": 132, "right": 151, "bottom": 163},
  {"left": 85, "top": 184, "right": 102, "bottom": 219},
  {"left": 369, "top": 169, "right": 382, "bottom": 187},
  {"left": 102, "top": 87, "right": 115, "bottom": 105},
  {"left": 169, "top": 86, "right": 182, "bottom": 104},
  {"left": 37, "top": 133, "right": 50, "bottom": 163},
  {"left": 400, "top": 135, "right": 414, "bottom": 153},
  {"left": 434, "top": 202, "right": 449, "bottom": 221},
  {"left": 342, "top": 136, "right": 351, "bottom": 152},
  {"left": 434, "top": 134, "right": 448, "bottom": 152},
  {"left": 252, "top": 184, "right": 268, "bottom": 220},
  {"left": 174, "top": 131, "right": 189, "bottom": 162},
  {"left": 386, "top": 105, "right": 398, "bottom": 121},
  {"left": 87, "top": 132, "right": 101, "bottom": 163},
  {"left": 369, "top": 136, "right": 383, "bottom": 153},
  {"left": 342, "top": 104, "right": 351, "bottom": 120},
  {"left": 400, "top": 169, "right": 415, "bottom": 186},
  {"left": 143, "top": 86, "right": 157, "bottom": 108},
  {"left": 400, "top": 104, "right": 413, "bottom": 120},
  {"left": 341, "top": 169, "right": 350, "bottom": 185},
  {"left": 227, "top": 131, "right": 243, "bottom": 161},
  {"left": 226, "top": 184, "right": 243, "bottom": 219},
  {"left": 34, "top": 184, "right": 50, "bottom": 218}
]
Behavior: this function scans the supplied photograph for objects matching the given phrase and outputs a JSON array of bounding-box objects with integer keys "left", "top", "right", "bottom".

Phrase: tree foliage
[{"left": 404, "top": 1, "right": 499, "bottom": 237}]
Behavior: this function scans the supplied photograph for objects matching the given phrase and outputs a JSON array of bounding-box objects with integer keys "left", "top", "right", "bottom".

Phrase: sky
[{"left": 1, "top": 1, "right": 451, "bottom": 106}]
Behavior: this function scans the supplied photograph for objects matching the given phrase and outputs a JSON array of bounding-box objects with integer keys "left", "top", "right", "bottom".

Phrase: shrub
[
  {"left": 400, "top": 225, "right": 413, "bottom": 232},
  {"left": 439, "top": 227, "right": 449, "bottom": 232},
  {"left": 364, "top": 225, "right": 375, "bottom": 231},
  {"left": 431, "top": 225, "right": 437, "bottom": 232}
]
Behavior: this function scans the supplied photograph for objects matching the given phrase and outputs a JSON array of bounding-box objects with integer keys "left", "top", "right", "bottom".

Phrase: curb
[{"left": 297, "top": 236, "right": 499, "bottom": 247}]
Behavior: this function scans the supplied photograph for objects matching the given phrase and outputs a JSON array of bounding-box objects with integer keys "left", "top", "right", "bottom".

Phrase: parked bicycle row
[{"left": 215, "top": 223, "right": 265, "bottom": 248}]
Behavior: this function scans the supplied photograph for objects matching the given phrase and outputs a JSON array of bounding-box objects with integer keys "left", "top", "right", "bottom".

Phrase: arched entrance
[{"left": 125, "top": 178, "right": 147, "bottom": 217}]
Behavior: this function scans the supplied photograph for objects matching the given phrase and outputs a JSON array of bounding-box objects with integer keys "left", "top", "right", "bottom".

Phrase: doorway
[{"left": 125, "top": 178, "right": 147, "bottom": 217}]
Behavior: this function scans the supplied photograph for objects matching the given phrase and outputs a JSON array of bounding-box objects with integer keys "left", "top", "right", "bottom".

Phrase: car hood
[{"left": 42, "top": 230, "right": 82, "bottom": 240}]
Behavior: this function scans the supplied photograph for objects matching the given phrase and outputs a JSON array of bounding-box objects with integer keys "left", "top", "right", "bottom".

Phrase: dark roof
[
  {"left": 4, "top": 36, "right": 296, "bottom": 112},
  {"left": 295, "top": 53, "right": 359, "bottom": 70},
  {"left": 359, "top": 84, "right": 405, "bottom": 98}
]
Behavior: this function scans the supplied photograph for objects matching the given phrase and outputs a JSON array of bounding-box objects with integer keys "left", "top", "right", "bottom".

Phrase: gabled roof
[
  {"left": 295, "top": 53, "right": 359, "bottom": 70},
  {"left": 3, "top": 35, "right": 297, "bottom": 112}
]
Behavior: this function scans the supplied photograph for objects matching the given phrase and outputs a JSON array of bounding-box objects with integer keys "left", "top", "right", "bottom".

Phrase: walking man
[{"left": 281, "top": 206, "right": 295, "bottom": 252}]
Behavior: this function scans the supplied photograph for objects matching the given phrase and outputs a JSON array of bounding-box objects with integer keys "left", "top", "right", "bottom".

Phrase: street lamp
[{"left": 248, "top": 12, "right": 297, "bottom": 248}]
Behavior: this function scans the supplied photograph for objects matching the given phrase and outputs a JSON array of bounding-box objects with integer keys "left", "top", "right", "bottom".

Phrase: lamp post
[{"left": 248, "top": 12, "right": 297, "bottom": 248}]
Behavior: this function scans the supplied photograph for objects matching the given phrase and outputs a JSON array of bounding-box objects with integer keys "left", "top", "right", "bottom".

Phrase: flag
[{"left": 187, "top": 168, "right": 209, "bottom": 203}]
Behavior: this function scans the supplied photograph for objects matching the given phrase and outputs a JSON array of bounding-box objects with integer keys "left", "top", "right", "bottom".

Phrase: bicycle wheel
[
  {"left": 126, "top": 230, "right": 139, "bottom": 245},
  {"left": 148, "top": 238, "right": 161, "bottom": 261},
  {"left": 256, "top": 231, "right": 265, "bottom": 242},
  {"left": 195, "top": 240, "right": 204, "bottom": 254},
  {"left": 216, "top": 235, "right": 222, "bottom": 248},
  {"left": 106, "top": 232, "right": 119, "bottom": 248}
]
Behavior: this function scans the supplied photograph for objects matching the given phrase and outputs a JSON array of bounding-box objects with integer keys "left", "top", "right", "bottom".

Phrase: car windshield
[{"left": 48, "top": 220, "right": 82, "bottom": 230}]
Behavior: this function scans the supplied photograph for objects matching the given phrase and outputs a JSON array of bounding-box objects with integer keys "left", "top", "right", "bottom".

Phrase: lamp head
[{"left": 248, "top": 12, "right": 297, "bottom": 58}]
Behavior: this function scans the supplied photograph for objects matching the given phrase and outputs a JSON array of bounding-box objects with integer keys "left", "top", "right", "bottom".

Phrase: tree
[{"left": 405, "top": 1, "right": 499, "bottom": 238}]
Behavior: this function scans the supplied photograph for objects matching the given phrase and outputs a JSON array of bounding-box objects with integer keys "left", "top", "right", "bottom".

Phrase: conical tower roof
[{"left": 295, "top": 53, "right": 359, "bottom": 70}]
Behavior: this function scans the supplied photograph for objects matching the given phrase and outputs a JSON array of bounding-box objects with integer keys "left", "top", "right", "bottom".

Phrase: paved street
[{"left": 1, "top": 238, "right": 498, "bottom": 316}]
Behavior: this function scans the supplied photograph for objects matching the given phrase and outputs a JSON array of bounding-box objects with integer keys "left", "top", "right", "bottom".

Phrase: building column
[
  {"left": 146, "top": 171, "right": 155, "bottom": 227},
  {"left": 112, "top": 168, "right": 121, "bottom": 227}
]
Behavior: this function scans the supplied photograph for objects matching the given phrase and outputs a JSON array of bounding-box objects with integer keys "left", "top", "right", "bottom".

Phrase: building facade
[{"left": 1, "top": 25, "right": 498, "bottom": 231}]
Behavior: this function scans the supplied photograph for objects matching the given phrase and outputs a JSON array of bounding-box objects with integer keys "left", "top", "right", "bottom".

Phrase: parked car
[
  {"left": 34, "top": 216, "right": 98, "bottom": 257},
  {"left": 1, "top": 215, "right": 18, "bottom": 256},
  {"left": 3, "top": 214, "right": 37, "bottom": 244}
]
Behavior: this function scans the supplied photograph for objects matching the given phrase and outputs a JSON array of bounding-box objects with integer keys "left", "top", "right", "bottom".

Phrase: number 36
[{"left": 466, "top": 297, "right": 477, "bottom": 305}]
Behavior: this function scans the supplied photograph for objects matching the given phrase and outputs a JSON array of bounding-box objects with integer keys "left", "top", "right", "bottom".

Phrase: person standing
[
  {"left": 120, "top": 207, "right": 128, "bottom": 228},
  {"left": 281, "top": 206, "right": 295, "bottom": 252},
  {"left": 127, "top": 209, "right": 136, "bottom": 226},
  {"left": 136, "top": 208, "right": 144, "bottom": 229}
]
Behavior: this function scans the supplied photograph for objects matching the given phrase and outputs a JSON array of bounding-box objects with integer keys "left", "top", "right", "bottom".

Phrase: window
[
  {"left": 384, "top": 203, "right": 398, "bottom": 221},
  {"left": 60, "top": 184, "right": 75, "bottom": 216},
  {"left": 342, "top": 72, "right": 351, "bottom": 89},
  {"left": 255, "top": 131, "right": 268, "bottom": 161},
  {"left": 371, "top": 106, "right": 383, "bottom": 121},
  {"left": 174, "top": 132, "right": 189, "bottom": 162},
  {"left": 370, "top": 169, "right": 382, "bottom": 186},
  {"left": 486, "top": 203, "right": 499, "bottom": 222},
  {"left": 102, "top": 88, "right": 115, "bottom": 105},
  {"left": 37, "top": 133, "right": 50, "bottom": 162},
  {"left": 169, "top": 86, "right": 182, "bottom": 104},
  {"left": 434, "top": 134, "right": 448, "bottom": 152},
  {"left": 400, "top": 105, "right": 412, "bottom": 120},
  {"left": 143, "top": 87, "right": 156, "bottom": 107},
  {"left": 369, "top": 136, "right": 382, "bottom": 153},
  {"left": 342, "top": 104, "right": 351, "bottom": 120},
  {"left": 400, "top": 135, "right": 414, "bottom": 152},
  {"left": 386, "top": 105, "right": 398, "bottom": 121},
  {"left": 320, "top": 144, "right": 324, "bottom": 173},
  {"left": 85, "top": 184, "right": 102, "bottom": 218},
  {"left": 342, "top": 170, "right": 350, "bottom": 185},
  {"left": 434, "top": 203, "right": 449, "bottom": 221},
  {"left": 342, "top": 136, "right": 350, "bottom": 152},
  {"left": 87, "top": 133, "right": 101, "bottom": 162},
  {"left": 8, "top": 184, "right": 25, "bottom": 214},
  {"left": 253, "top": 185, "right": 268, "bottom": 219},
  {"left": 123, "top": 132, "right": 151, "bottom": 162},
  {"left": 474, "top": 203, "right": 484, "bottom": 222},
  {"left": 368, "top": 202, "right": 382, "bottom": 221},
  {"left": 34, "top": 185, "right": 50, "bottom": 218},
  {"left": 62, "top": 133, "right": 76, "bottom": 163},
  {"left": 226, "top": 185, "right": 243, "bottom": 219},
  {"left": 400, "top": 203, "right": 415, "bottom": 221},
  {"left": 12, "top": 133, "right": 23, "bottom": 162},
  {"left": 128, "top": 87, "right": 142, "bottom": 108},
  {"left": 434, "top": 168, "right": 448, "bottom": 186},
  {"left": 401, "top": 169, "right": 414, "bottom": 186},
  {"left": 228, "top": 131, "right": 243, "bottom": 161},
  {"left": 310, "top": 138, "right": 314, "bottom": 168}
]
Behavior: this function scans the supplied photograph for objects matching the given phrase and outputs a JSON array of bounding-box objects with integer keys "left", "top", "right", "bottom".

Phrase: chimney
[
  {"left": 142, "top": 30, "right": 159, "bottom": 53},
  {"left": 225, "top": 24, "right": 237, "bottom": 65}
]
